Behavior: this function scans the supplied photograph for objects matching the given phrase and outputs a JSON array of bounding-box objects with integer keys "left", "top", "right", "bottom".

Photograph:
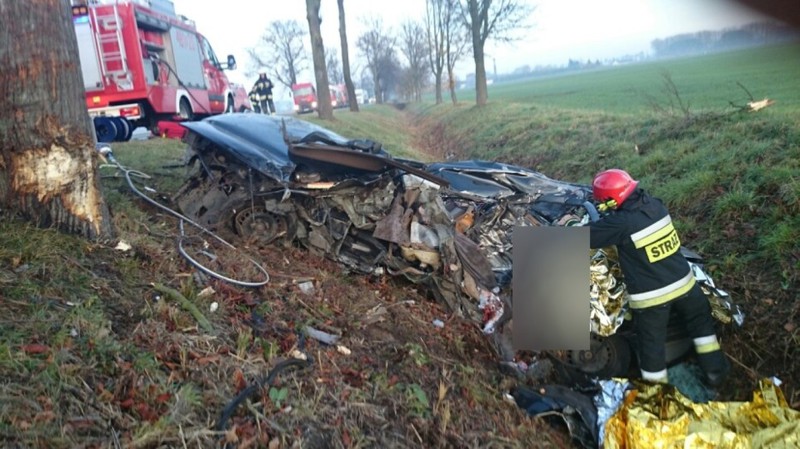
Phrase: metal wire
[{"left": 108, "top": 153, "right": 269, "bottom": 287}]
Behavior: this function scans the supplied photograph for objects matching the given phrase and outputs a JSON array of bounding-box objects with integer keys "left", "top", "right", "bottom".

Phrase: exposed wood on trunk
[{"left": 0, "top": 0, "right": 113, "bottom": 240}]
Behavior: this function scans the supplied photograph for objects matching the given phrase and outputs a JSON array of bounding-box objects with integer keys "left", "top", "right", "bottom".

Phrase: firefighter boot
[{"left": 698, "top": 351, "right": 730, "bottom": 388}]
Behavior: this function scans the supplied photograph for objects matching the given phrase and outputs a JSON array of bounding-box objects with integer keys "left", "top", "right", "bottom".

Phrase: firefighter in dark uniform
[
  {"left": 252, "top": 72, "right": 275, "bottom": 115},
  {"left": 589, "top": 169, "right": 730, "bottom": 387},
  {"left": 248, "top": 88, "right": 261, "bottom": 113}
]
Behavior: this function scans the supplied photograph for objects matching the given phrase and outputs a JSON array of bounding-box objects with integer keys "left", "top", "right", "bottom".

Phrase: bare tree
[
  {"left": 446, "top": 18, "right": 470, "bottom": 105},
  {"left": 461, "top": 0, "right": 533, "bottom": 106},
  {"left": 326, "top": 47, "right": 343, "bottom": 85},
  {"left": 306, "top": 0, "right": 333, "bottom": 119},
  {"left": 356, "top": 19, "right": 397, "bottom": 104},
  {"left": 0, "top": 0, "right": 113, "bottom": 241},
  {"left": 399, "top": 20, "right": 430, "bottom": 102},
  {"left": 248, "top": 20, "right": 308, "bottom": 90},
  {"left": 426, "top": 0, "right": 455, "bottom": 104},
  {"left": 337, "top": 0, "right": 359, "bottom": 112}
]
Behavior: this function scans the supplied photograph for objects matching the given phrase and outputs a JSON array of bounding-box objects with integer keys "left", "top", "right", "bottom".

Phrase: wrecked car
[{"left": 172, "top": 113, "right": 743, "bottom": 377}]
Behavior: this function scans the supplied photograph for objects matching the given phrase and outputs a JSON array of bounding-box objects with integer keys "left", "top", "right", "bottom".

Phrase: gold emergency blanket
[
  {"left": 604, "top": 379, "right": 800, "bottom": 448},
  {"left": 590, "top": 248, "right": 628, "bottom": 336}
]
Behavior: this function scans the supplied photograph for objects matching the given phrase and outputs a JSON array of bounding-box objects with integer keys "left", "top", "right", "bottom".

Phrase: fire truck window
[{"left": 202, "top": 38, "right": 220, "bottom": 68}]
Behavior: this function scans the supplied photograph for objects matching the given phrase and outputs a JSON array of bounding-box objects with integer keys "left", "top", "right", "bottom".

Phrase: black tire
[
  {"left": 179, "top": 98, "right": 193, "bottom": 120},
  {"left": 111, "top": 117, "right": 132, "bottom": 142},
  {"left": 566, "top": 333, "right": 632, "bottom": 378},
  {"left": 94, "top": 117, "right": 118, "bottom": 143}
]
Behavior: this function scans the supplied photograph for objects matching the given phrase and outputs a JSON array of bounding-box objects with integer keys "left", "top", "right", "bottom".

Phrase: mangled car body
[{"left": 173, "top": 114, "right": 743, "bottom": 376}]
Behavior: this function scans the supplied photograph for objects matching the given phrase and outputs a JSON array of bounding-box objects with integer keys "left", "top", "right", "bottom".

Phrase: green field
[{"left": 457, "top": 42, "right": 800, "bottom": 116}]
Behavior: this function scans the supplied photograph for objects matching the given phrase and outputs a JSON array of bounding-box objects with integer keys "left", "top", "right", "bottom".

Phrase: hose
[
  {"left": 215, "top": 358, "right": 313, "bottom": 432},
  {"left": 151, "top": 55, "right": 212, "bottom": 115},
  {"left": 583, "top": 201, "right": 600, "bottom": 223}
]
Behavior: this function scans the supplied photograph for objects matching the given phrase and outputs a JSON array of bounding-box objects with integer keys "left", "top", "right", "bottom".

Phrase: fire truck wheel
[
  {"left": 94, "top": 117, "right": 118, "bottom": 143},
  {"left": 179, "top": 98, "right": 194, "bottom": 120},
  {"left": 111, "top": 117, "right": 132, "bottom": 142}
]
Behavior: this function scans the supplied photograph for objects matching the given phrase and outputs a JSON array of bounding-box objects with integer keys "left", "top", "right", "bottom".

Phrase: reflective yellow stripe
[
  {"left": 694, "top": 335, "right": 721, "bottom": 354},
  {"left": 631, "top": 215, "right": 672, "bottom": 248},
  {"left": 641, "top": 368, "right": 669, "bottom": 383},
  {"left": 634, "top": 223, "right": 675, "bottom": 250},
  {"left": 628, "top": 271, "right": 695, "bottom": 309}
]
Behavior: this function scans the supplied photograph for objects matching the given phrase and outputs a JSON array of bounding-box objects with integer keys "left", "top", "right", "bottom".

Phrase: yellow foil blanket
[{"left": 604, "top": 379, "right": 800, "bottom": 448}]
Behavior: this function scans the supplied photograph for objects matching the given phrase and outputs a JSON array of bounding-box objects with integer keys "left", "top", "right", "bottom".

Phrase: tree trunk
[
  {"left": 338, "top": 0, "right": 359, "bottom": 112},
  {"left": 0, "top": 0, "right": 113, "bottom": 241},
  {"left": 374, "top": 76, "right": 383, "bottom": 104},
  {"left": 434, "top": 73, "right": 443, "bottom": 104},
  {"left": 306, "top": 0, "right": 333, "bottom": 120},
  {"left": 472, "top": 40, "right": 488, "bottom": 106},
  {"left": 447, "top": 68, "right": 458, "bottom": 104}
]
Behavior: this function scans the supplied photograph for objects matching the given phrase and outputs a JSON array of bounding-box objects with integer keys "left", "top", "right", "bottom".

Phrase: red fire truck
[{"left": 71, "top": 0, "right": 251, "bottom": 142}]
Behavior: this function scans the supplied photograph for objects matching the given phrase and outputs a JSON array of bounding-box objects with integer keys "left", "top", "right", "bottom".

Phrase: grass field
[{"left": 458, "top": 42, "right": 800, "bottom": 116}]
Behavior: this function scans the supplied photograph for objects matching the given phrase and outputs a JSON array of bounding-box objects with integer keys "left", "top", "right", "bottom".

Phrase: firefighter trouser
[
  {"left": 259, "top": 98, "right": 275, "bottom": 115},
  {"left": 631, "top": 283, "right": 728, "bottom": 384}
]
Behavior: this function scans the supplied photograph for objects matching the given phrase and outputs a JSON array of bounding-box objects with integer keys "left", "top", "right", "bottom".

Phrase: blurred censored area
[{"left": 513, "top": 226, "right": 590, "bottom": 351}]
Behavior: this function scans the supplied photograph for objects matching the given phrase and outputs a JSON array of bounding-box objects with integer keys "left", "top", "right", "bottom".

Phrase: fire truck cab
[{"left": 71, "top": 0, "right": 250, "bottom": 142}]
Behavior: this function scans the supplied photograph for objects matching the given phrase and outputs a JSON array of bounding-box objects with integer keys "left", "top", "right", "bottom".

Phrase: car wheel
[{"left": 565, "top": 333, "right": 632, "bottom": 378}]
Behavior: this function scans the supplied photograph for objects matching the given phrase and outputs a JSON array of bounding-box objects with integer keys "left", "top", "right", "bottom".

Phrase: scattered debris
[
  {"left": 197, "top": 286, "right": 216, "bottom": 300},
  {"left": 432, "top": 319, "right": 445, "bottom": 328},
  {"left": 336, "top": 345, "right": 351, "bottom": 355},
  {"left": 209, "top": 301, "right": 219, "bottom": 313},
  {"left": 298, "top": 281, "right": 315, "bottom": 295},
  {"left": 302, "top": 326, "right": 340, "bottom": 346},
  {"left": 510, "top": 384, "right": 599, "bottom": 449},
  {"left": 114, "top": 240, "right": 132, "bottom": 251}
]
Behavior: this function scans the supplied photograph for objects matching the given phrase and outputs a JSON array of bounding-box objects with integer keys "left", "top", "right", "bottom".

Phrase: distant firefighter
[{"left": 252, "top": 72, "right": 276, "bottom": 115}]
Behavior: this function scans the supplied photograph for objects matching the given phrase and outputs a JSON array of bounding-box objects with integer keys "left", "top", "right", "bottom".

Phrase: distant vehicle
[
  {"left": 291, "top": 82, "right": 318, "bottom": 114},
  {"left": 70, "top": 0, "right": 249, "bottom": 142},
  {"left": 292, "top": 82, "right": 344, "bottom": 112},
  {"left": 354, "top": 88, "right": 367, "bottom": 105},
  {"left": 330, "top": 84, "right": 348, "bottom": 109}
]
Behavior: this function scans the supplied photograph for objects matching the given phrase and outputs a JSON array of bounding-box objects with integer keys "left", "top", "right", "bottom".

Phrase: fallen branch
[{"left": 152, "top": 283, "right": 213, "bottom": 333}]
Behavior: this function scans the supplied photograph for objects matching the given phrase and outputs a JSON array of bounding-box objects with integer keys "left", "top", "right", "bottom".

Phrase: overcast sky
[{"left": 171, "top": 0, "right": 773, "bottom": 98}]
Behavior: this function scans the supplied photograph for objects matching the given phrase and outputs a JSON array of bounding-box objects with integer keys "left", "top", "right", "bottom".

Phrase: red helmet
[{"left": 592, "top": 169, "right": 639, "bottom": 206}]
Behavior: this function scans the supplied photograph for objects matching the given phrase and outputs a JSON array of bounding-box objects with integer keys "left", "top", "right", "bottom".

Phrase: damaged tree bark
[{"left": 0, "top": 0, "right": 113, "bottom": 240}]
